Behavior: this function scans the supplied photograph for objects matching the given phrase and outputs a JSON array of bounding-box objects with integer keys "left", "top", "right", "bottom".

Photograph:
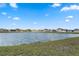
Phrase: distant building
[
  {"left": 43, "top": 29, "right": 50, "bottom": 32},
  {"left": 42, "top": 29, "right": 54, "bottom": 32},
  {"left": 52, "top": 30, "right": 57, "bottom": 32},
  {"left": 10, "top": 29, "right": 16, "bottom": 32},
  {"left": 56, "top": 28, "right": 66, "bottom": 32},
  {"left": 73, "top": 29, "right": 79, "bottom": 32},
  {"left": 0, "top": 29, "right": 9, "bottom": 32},
  {"left": 16, "top": 29, "right": 21, "bottom": 32},
  {"left": 66, "top": 30, "right": 74, "bottom": 32},
  {"left": 0, "top": 28, "right": 79, "bottom": 33}
]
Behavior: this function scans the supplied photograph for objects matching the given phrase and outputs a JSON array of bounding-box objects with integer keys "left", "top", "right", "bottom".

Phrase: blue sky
[{"left": 0, "top": 3, "right": 79, "bottom": 29}]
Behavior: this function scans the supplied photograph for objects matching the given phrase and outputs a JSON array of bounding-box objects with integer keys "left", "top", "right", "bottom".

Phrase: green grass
[{"left": 0, "top": 37, "right": 79, "bottom": 56}]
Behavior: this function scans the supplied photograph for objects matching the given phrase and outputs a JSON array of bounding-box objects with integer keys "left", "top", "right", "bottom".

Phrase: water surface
[{"left": 0, "top": 32, "right": 79, "bottom": 46}]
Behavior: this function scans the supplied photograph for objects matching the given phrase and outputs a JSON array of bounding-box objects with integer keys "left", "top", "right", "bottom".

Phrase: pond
[{"left": 0, "top": 32, "right": 79, "bottom": 46}]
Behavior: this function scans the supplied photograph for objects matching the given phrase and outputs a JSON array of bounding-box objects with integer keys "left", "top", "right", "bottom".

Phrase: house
[
  {"left": 10, "top": 29, "right": 17, "bottom": 32},
  {"left": 66, "top": 30, "right": 74, "bottom": 32},
  {"left": 52, "top": 29, "right": 57, "bottom": 32},
  {"left": 73, "top": 29, "right": 79, "bottom": 32},
  {"left": 56, "top": 28, "right": 66, "bottom": 32},
  {"left": 43, "top": 29, "right": 50, "bottom": 32},
  {"left": 0, "top": 29, "right": 9, "bottom": 32}
]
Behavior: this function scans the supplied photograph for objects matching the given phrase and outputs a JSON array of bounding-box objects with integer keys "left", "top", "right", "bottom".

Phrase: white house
[{"left": 56, "top": 28, "right": 66, "bottom": 32}]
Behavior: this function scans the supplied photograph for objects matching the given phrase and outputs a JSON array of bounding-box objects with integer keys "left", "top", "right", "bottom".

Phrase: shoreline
[
  {"left": 0, "top": 37, "right": 79, "bottom": 55},
  {"left": 0, "top": 31, "right": 79, "bottom": 34}
]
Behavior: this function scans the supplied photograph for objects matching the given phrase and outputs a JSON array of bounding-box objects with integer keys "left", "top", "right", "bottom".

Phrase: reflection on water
[{"left": 0, "top": 32, "right": 79, "bottom": 46}]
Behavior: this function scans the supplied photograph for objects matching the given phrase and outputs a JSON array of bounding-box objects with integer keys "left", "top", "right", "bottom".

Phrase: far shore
[
  {"left": 0, "top": 31, "right": 79, "bottom": 34},
  {"left": 0, "top": 28, "right": 79, "bottom": 34}
]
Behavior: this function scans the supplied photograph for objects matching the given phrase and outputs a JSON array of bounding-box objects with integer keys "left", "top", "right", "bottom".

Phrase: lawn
[{"left": 0, "top": 37, "right": 79, "bottom": 56}]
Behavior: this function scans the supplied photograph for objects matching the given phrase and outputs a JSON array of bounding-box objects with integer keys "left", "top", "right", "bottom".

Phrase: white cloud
[
  {"left": 65, "top": 16, "right": 73, "bottom": 23},
  {"left": 61, "top": 5, "right": 79, "bottom": 11},
  {"left": 0, "top": 3, "right": 18, "bottom": 8},
  {"left": 12, "top": 23, "right": 16, "bottom": 26},
  {"left": 1, "top": 12, "right": 7, "bottom": 15},
  {"left": 8, "top": 16, "right": 11, "bottom": 19},
  {"left": 45, "top": 14, "right": 48, "bottom": 16},
  {"left": 65, "top": 19, "right": 70, "bottom": 22},
  {"left": 9, "top": 3, "right": 18, "bottom": 8},
  {"left": 13, "top": 17, "right": 20, "bottom": 21},
  {"left": 33, "top": 22, "right": 37, "bottom": 25},
  {"left": 66, "top": 16, "right": 73, "bottom": 19},
  {"left": 52, "top": 3, "right": 61, "bottom": 7}
]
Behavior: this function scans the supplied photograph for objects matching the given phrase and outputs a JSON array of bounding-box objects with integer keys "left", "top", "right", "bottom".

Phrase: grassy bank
[{"left": 0, "top": 37, "right": 79, "bottom": 56}]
